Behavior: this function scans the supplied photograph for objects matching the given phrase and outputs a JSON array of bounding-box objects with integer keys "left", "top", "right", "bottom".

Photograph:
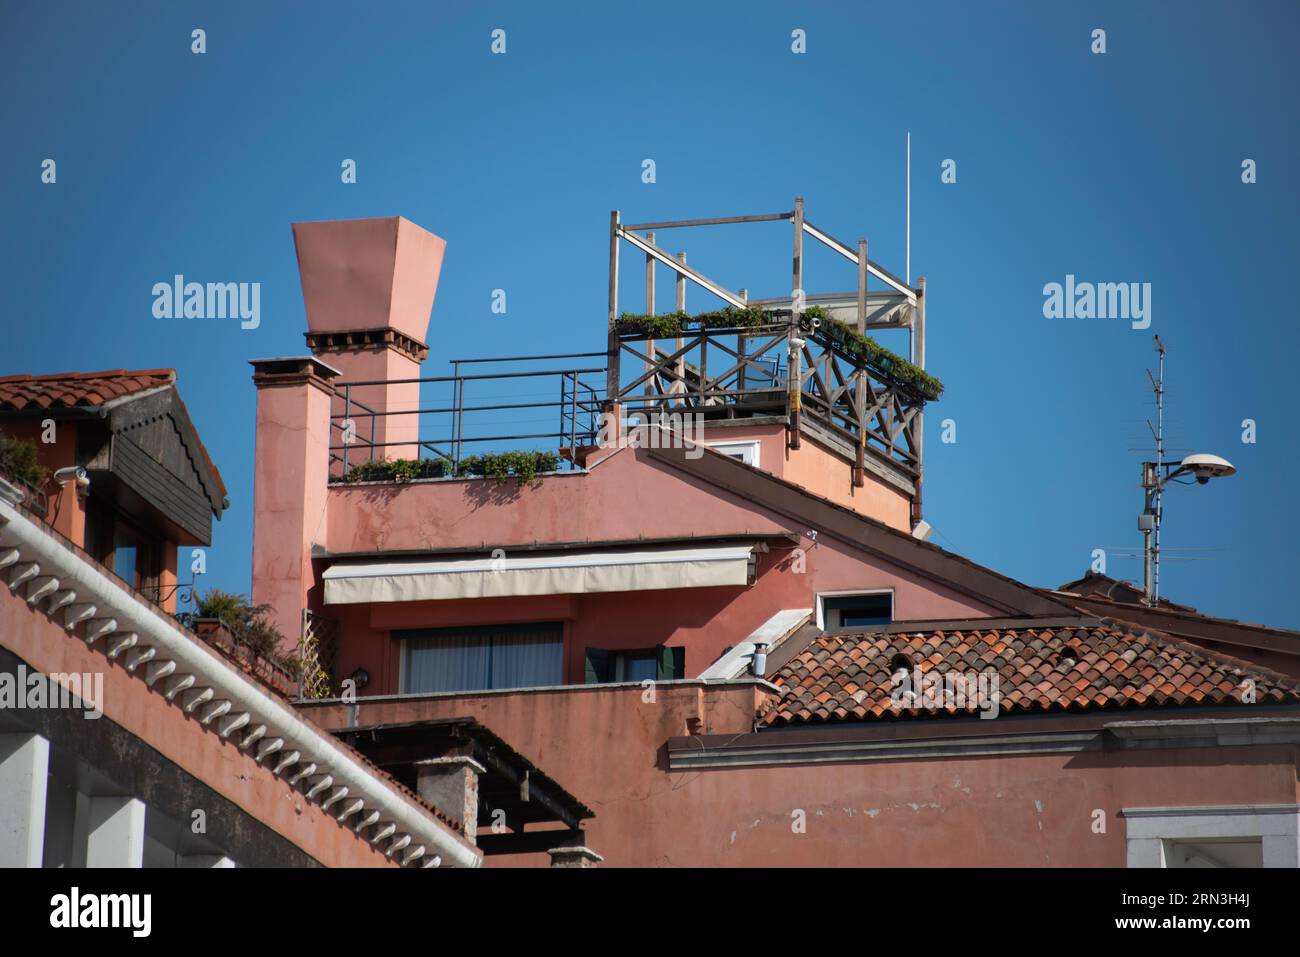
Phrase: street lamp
[
  {"left": 1139, "top": 453, "right": 1236, "bottom": 604},
  {"left": 1138, "top": 338, "right": 1236, "bottom": 605}
]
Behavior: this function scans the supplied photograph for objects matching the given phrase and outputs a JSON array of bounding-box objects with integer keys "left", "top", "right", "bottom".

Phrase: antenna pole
[
  {"left": 905, "top": 131, "right": 911, "bottom": 285},
  {"left": 1153, "top": 340, "right": 1165, "bottom": 602},
  {"left": 1142, "top": 337, "right": 1166, "bottom": 605}
]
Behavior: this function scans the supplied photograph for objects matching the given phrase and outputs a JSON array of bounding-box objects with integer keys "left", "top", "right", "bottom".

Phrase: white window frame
[
  {"left": 1123, "top": 804, "right": 1300, "bottom": 868},
  {"left": 815, "top": 588, "right": 894, "bottom": 631},
  {"left": 706, "top": 440, "right": 761, "bottom": 468}
]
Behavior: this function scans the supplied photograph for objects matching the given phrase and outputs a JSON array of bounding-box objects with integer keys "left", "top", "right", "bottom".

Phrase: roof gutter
[{"left": 0, "top": 495, "right": 479, "bottom": 869}]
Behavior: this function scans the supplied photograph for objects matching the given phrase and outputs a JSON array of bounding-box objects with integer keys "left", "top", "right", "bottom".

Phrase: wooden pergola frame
[{"left": 606, "top": 199, "right": 931, "bottom": 499}]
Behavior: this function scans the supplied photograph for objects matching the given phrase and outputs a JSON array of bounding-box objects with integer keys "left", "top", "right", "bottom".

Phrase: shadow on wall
[{"left": 345, "top": 476, "right": 534, "bottom": 516}]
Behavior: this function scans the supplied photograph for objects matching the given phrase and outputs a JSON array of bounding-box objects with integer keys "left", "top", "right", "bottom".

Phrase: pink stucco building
[
  {"left": 4, "top": 208, "right": 1299, "bottom": 871},
  {"left": 255, "top": 211, "right": 1300, "bottom": 867}
]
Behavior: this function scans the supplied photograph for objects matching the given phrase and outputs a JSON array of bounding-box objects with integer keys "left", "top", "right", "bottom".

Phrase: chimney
[
  {"left": 249, "top": 356, "right": 341, "bottom": 647},
  {"left": 291, "top": 216, "right": 446, "bottom": 465}
]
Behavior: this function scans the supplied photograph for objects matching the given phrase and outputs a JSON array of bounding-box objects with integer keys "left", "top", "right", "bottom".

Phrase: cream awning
[{"left": 322, "top": 545, "right": 755, "bottom": 605}]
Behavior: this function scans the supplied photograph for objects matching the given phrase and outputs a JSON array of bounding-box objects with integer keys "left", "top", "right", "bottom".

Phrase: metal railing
[
  {"left": 327, "top": 200, "right": 932, "bottom": 485},
  {"left": 329, "top": 354, "right": 608, "bottom": 476}
]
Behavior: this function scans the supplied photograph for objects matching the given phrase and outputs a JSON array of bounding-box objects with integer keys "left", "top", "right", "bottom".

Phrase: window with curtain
[
  {"left": 398, "top": 623, "right": 564, "bottom": 693},
  {"left": 584, "top": 646, "right": 685, "bottom": 684}
]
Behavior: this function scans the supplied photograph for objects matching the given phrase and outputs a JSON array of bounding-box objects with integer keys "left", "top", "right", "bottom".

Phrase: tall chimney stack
[{"left": 291, "top": 216, "right": 446, "bottom": 464}]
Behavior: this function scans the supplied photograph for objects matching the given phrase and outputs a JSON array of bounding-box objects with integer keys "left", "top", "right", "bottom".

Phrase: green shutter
[
  {"left": 656, "top": 645, "right": 684, "bottom": 680},
  {"left": 585, "top": 647, "right": 611, "bottom": 684}
]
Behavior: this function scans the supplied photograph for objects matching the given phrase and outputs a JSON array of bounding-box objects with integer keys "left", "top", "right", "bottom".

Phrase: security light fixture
[
  {"left": 1177, "top": 453, "right": 1236, "bottom": 485},
  {"left": 52, "top": 465, "right": 88, "bottom": 488}
]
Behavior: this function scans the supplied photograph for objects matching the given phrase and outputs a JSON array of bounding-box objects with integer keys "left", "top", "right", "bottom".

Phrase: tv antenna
[{"left": 1138, "top": 335, "right": 1237, "bottom": 604}]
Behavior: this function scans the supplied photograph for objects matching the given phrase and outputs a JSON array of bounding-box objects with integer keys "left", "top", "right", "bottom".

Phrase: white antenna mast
[
  {"left": 1136, "top": 335, "right": 1237, "bottom": 605},
  {"left": 905, "top": 131, "right": 911, "bottom": 284}
]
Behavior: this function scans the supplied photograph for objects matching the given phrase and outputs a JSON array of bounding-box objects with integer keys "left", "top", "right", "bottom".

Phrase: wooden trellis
[{"left": 298, "top": 609, "right": 339, "bottom": 700}]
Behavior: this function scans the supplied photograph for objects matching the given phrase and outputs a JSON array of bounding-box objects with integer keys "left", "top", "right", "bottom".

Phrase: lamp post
[{"left": 1138, "top": 337, "right": 1236, "bottom": 605}]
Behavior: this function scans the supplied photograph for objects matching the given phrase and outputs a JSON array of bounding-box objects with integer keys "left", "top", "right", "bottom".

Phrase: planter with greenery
[
  {"left": 0, "top": 431, "right": 48, "bottom": 489},
  {"left": 613, "top": 305, "right": 774, "bottom": 338},
  {"left": 612, "top": 306, "right": 942, "bottom": 400},
  {"left": 804, "top": 306, "right": 944, "bottom": 400},
  {"left": 332, "top": 449, "right": 561, "bottom": 486}
]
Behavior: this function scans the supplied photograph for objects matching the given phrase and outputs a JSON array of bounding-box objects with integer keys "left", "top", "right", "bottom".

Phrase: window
[
  {"left": 1164, "top": 839, "right": 1263, "bottom": 868},
  {"left": 113, "top": 523, "right": 159, "bottom": 594},
  {"left": 1124, "top": 805, "right": 1298, "bottom": 868},
  {"left": 84, "top": 495, "right": 160, "bottom": 596},
  {"left": 397, "top": 623, "right": 563, "bottom": 693},
  {"left": 585, "top": 646, "right": 685, "bottom": 683},
  {"left": 706, "top": 440, "right": 760, "bottom": 467},
  {"left": 820, "top": 592, "right": 893, "bottom": 630}
]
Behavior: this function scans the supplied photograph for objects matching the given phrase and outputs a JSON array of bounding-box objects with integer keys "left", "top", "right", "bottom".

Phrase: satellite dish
[{"left": 1180, "top": 453, "right": 1236, "bottom": 484}]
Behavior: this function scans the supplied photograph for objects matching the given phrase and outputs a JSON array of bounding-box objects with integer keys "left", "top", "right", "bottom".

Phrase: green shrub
[
  {"left": 0, "top": 431, "right": 47, "bottom": 488},
  {"left": 805, "top": 306, "right": 944, "bottom": 400},
  {"left": 456, "top": 450, "right": 561, "bottom": 483},
  {"left": 194, "top": 588, "right": 289, "bottom": 664},
  {"left": 333, "top": 451, "right": 560, "bottom": 486},
  {"left": 614, "top": 305, "right": 773, "bottom": 338},
  {"left": 613, "top": 305, "right": 942, "bottom": 400},
  {"left": 336, "top": 457, "right": 448, "bottom": 484}
]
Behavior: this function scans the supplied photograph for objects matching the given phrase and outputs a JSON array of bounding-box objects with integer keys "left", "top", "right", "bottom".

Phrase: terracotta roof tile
[
  {"left": 761, "top": 622, "right": 1300, "bottom": 726},
  {"left": 0, "top": 369, "right": 175, "bottom": 411}
]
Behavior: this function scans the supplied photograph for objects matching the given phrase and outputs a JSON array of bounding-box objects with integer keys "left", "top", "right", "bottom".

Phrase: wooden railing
[
  {"left": 614, "top": 314, "right": 923, "bottom": 477},
  {"left": 608, "top": 199, "right": 931, "bottom": 482}
]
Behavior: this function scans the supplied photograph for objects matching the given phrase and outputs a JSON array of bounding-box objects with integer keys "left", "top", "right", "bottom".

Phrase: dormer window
[{"left": 819, "top": 591, "right": 894, "bottom": 630}]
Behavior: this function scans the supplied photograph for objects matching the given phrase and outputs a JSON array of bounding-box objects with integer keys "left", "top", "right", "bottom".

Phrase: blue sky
[{"left": 5, "top": 1, "right": 1298, "bottom": 627}]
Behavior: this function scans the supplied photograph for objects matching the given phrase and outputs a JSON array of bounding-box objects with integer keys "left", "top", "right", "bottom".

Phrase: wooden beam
[
  {"left": 607, "top": 210, "right": 621, "bottom": 404},
  {"left": 792, "top": 196, "right": 804, "bottom": 301},
  {"left": 789, "top": 197, "right": 804, "bottom": 449},
  {"left": 675, "top": 252, "right": 686, "bottom": 400},
  {"left": 802, "top": 220, "right": 916, "bottom": 301},
  {"left": 856, "top": 239, "right": 868, "bottom": 333},
  {"left": 645, "top": 231, "right": 655, "bottom": 397},
  {"left": 622, "top": 211, "right": 792, "bottom": 231},
  {"left": 738, "top": 287, "right": 748, "bottom": 400},
  {"left": 619, "top": 229, "right": 746, "bottom": 308},
  {"left": 854, "top": 238, "right": 867, "bottom": 486}
]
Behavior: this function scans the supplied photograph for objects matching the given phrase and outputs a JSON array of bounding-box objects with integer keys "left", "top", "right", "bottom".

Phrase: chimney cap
[
  {"left": 249, "top": 356, "right": 343, "bottom": 388},
  {"left": 291, "top": 216, "right": 446, "bottom": 346}
]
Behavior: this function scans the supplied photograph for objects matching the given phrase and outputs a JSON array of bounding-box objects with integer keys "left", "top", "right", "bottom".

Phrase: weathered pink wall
[
  {"left": 319, "top": 446, "right": 997, "bottom": 694},
  {"left": 783, "top": 431, "right": 913, "bottom": 531},
  {"left": 303, "top": 686, "right": 1300, "bottom": 867},
  {"left": 326, "top": 445, "right": 924, "bottom": 564},
  {"left": 690, "top": 420, "right": 913, "bottom": 531},
  {"left": 338, "top": 530, "right": 996, "bottom": 696}
]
